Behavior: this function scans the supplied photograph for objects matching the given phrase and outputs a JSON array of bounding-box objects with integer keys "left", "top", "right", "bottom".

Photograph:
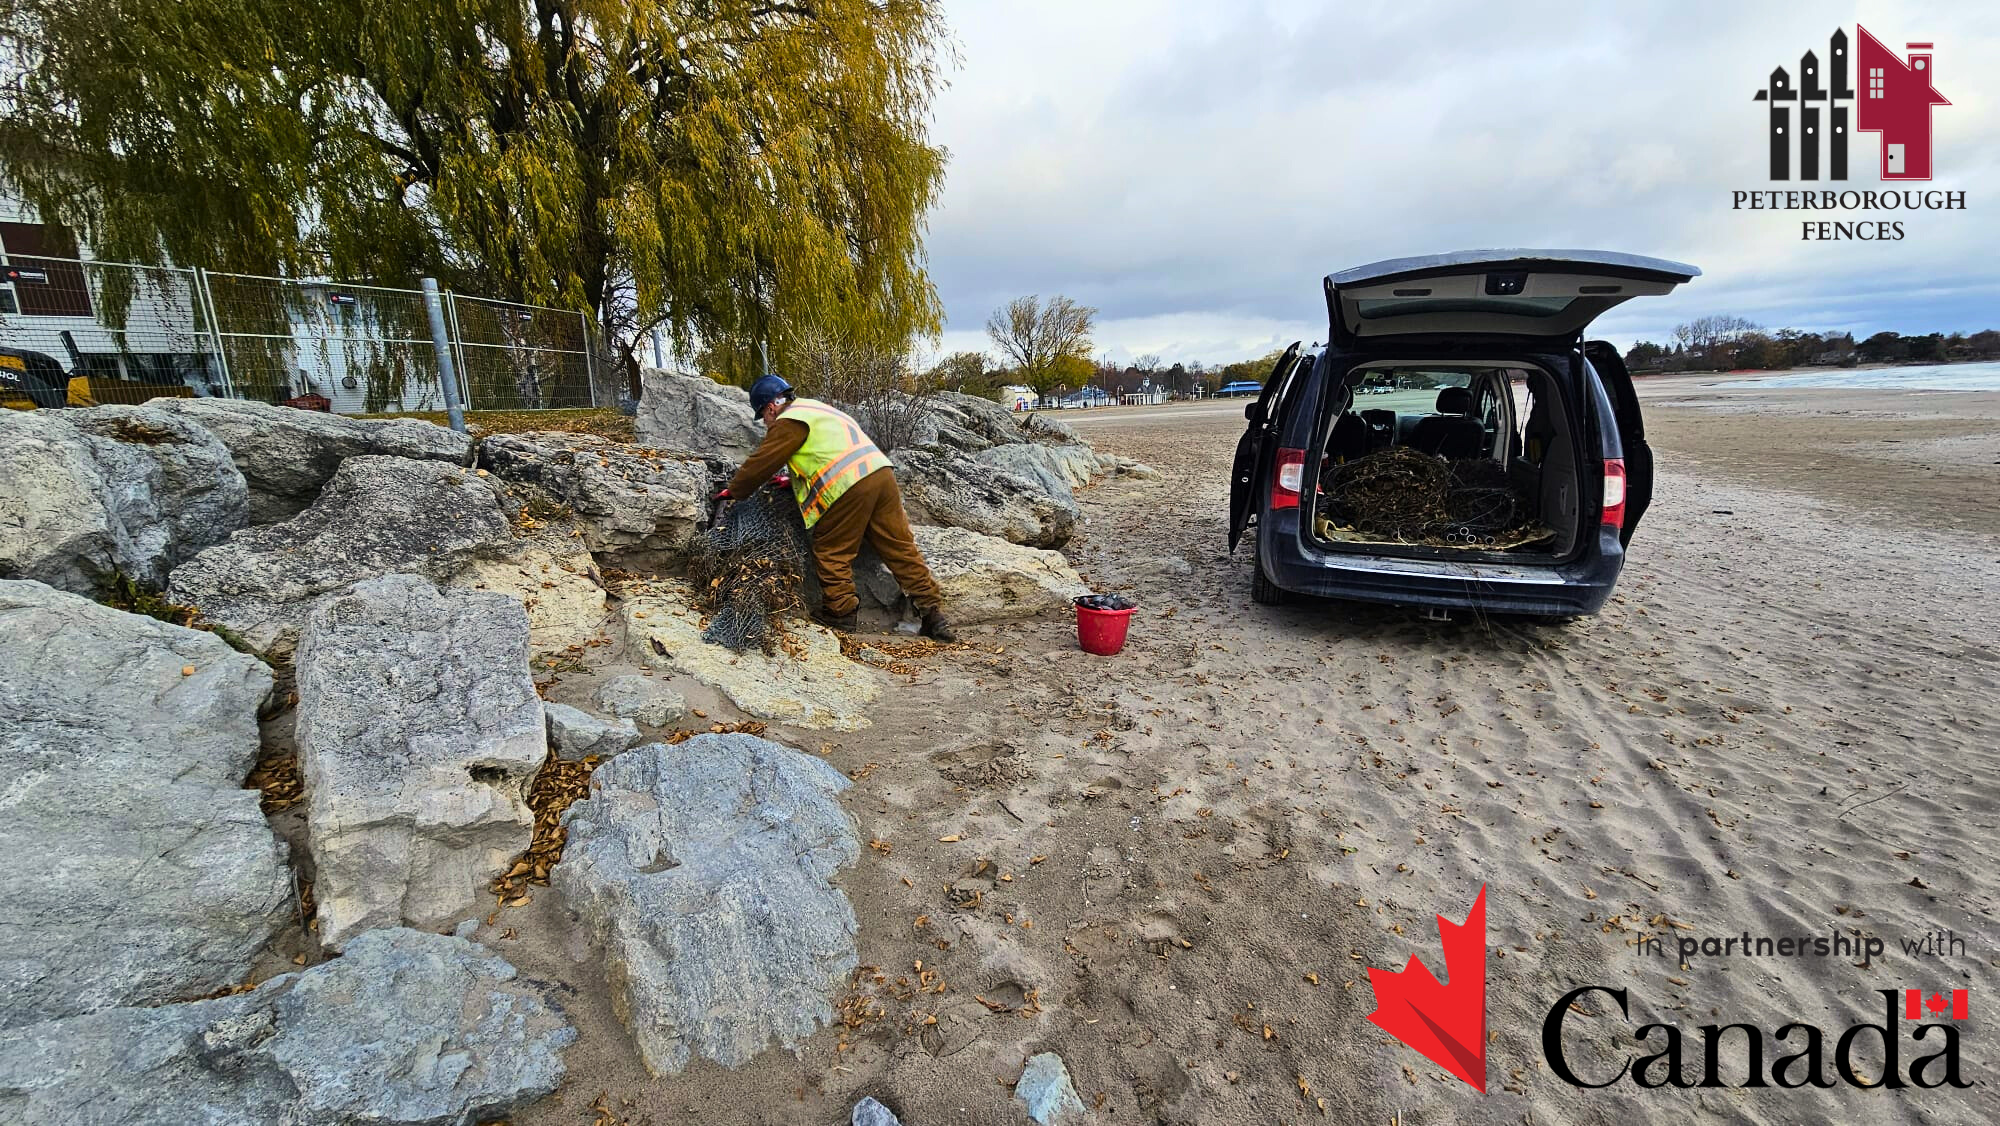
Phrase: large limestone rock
[
  {"left": 294, "top": 575, "right": 544, "bottom": 948},
  {"left": 619, "top": 587, "right": 884, "bottom": 731},
  {"left": 0, "top": 928, "right": 574, "bottom": 1125},
  {"left": 931, "top": 390, "right": 1030, "bottom": 448},
  {"left": 148, "top": 396, "right": 471, "bottom": 522},
  {"left": 448, "top": 538, "right": 609, "bottom": 653},
  {"left": 891, "top": 447, "right": 1080, "bottom": 549},
  {"left": 858, "top": 525, "right": 1087, "bottom": 623},
  {"left": 480, "top": 430, "right": 708, "bottom": 567},
  {"left": 974, "top": 442, "right": 1095, "bottom": 499},
  {"left": 0, "top": 580, "right": 290, "bottom": 1029},
  {"left": 634, "top": 369, "right": 763, "bottom": 461},
  {"left": 169, "top": 455, "right": 515, "bottom": 656},
  {"left": 553, "top": 735, "right": 861, "bottom": 1075},
  {"left": 0, "top": 405, "right": 247, "bottom": 593}
]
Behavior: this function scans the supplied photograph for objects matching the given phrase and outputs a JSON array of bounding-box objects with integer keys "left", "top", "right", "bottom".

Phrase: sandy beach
[{"left": 501, "top": 376, "right": 2000, "bottom": 1124}]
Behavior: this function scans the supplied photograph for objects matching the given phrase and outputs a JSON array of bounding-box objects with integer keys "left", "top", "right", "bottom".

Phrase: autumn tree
[
  {"left": 984, "top": 295, "right": 1096, "bottom": 401},
  {"left": 0, "top": 0, "right": 950, "bottom": 392}
]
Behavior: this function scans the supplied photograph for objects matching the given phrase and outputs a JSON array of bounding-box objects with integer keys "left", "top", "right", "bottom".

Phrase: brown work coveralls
[{"left": 729, "top": 419, "right": 944, "bottom": 617}]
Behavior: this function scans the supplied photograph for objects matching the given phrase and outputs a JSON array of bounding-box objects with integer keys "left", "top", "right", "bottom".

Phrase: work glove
[{"left": 712, "top": 488, "right": 732, "bottom": 502}]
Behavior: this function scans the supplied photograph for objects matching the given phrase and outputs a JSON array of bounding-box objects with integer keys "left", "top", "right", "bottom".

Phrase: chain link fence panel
[{"left": 2, "top": 254, "right": 605, "bottom": 415}]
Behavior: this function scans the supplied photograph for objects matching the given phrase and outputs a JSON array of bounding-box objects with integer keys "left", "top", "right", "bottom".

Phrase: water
[{"left": 1713, "top": 361, "right": 2000, "bottom": 393}]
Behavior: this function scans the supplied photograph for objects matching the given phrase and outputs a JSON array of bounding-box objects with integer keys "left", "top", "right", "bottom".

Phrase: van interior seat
[
  {"left": 1408, "top": 387, "right": 1485, "bottom": 459},
  {"left": 1326, "top": 411, "right": 1370, "bottom": 465}
]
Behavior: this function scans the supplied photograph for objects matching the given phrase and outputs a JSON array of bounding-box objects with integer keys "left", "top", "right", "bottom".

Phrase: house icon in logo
[
  {"left": 1754, "top": 27, "right": 1948, "bottom": 182},
  {"left": 1854, "top": 25, "right": 1949, "bottom": 180}
]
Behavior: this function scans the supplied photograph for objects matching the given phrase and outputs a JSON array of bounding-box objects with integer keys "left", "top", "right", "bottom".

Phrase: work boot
[
  {"left": 918, "top": 609, "right": 958, "bottom": 643},
  {"left": 811, "top": 607, "right": 858, "bottom": 632}
]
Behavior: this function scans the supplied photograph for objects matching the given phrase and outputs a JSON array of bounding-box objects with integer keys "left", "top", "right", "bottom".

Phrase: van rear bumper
[{"left": 1258, "top": 515, "right": 1625, "bottom": 616}]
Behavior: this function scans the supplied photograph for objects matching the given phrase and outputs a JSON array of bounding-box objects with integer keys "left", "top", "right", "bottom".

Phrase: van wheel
[{"left": 1250, "top": 557, "right": 1290, "bottom": 606}]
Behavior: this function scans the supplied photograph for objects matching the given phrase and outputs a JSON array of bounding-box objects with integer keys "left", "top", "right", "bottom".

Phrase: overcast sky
[{"left": 921, "top": 0, "right": 2000, "bottom": 366}]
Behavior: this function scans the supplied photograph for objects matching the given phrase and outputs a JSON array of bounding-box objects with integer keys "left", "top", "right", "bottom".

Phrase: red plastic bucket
[{"left": 1074, "top": 598, "right": 1137, "bottom": 656}]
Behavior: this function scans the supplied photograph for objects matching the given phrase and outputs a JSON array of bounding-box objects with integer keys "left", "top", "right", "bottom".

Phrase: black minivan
[{"left": 1229, "top": 249, "right": 1699, "bottom": 618}]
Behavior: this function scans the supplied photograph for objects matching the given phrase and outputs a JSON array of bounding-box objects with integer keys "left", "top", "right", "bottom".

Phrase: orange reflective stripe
[{"left": 801, "top": 445, "right": 884, "bottom": 517}]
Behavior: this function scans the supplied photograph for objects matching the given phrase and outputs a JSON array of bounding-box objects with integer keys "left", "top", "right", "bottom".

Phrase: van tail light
[
  {"left": 1271, "top": 448, "right": 1306, "bottom": 510},
  {"left": 1601, "top": 458, "right": 1627, "bottom": 530}
]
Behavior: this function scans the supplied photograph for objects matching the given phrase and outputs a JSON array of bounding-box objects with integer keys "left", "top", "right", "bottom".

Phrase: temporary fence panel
[
  {"left": 3, "top": 255, "right": 607, "bottom": 415},
  {"left": 0, "top": 257, "right": 221, "bottom": 405},
  {"left": 447, "top": 293, "right": 596, "bottom": 410},
  {"left": 200, "top": 272, "right": 448, "bottom": 413}
]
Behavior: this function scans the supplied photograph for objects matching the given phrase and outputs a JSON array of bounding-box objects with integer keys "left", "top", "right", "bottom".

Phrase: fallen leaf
[{"left": 939, "top": 834, "right": 962, "bottom": 843}]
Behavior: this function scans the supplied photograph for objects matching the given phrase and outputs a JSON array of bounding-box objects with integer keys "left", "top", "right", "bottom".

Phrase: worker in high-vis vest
[{"left": 719, "top": 374, "right": 955, "bottom": 641}]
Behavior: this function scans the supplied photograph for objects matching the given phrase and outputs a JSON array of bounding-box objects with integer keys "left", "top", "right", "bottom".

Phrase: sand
[{"left": 474, "top": 378, "right": 2000, "bottom": 1124}]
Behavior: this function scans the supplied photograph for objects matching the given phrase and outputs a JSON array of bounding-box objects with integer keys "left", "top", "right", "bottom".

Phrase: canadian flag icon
[{"left": 1905, "top": 989, "right": 1969, "bottom": 1020}]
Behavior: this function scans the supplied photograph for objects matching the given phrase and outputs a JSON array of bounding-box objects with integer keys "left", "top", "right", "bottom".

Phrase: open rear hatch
[
  {"left": 1324, "top": 249, "right": 1700, "bottom": 345},
  {"left": 1308, "top": 250, "right": 1698, "bottom": 563}
]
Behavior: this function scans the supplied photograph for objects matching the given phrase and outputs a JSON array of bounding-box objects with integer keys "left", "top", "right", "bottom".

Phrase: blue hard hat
[{"left": 749, "top": 374, "right": 794, "bottom": 416}]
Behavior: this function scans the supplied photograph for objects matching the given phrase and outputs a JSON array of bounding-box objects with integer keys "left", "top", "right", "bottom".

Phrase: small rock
[
  {"left": 852, "top": 1095, "right": 904, "bottom": 1126},
  {"left": 545, "top": 703, "right": 641, "bottom": 760},
  {"left": 594, "top": 674, "right": 688, "bottom": 728},
  {"left": 1016, "top": 1052, "right": 1088, "bottom": 1125}
]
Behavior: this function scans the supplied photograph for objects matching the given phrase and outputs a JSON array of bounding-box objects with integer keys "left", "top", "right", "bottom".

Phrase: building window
[
  {"left": 0, "top": 286, "right": 17, "bottom": 315},
  {"left": 1869, "top": 67, "right": 1885, "bottom": 99}
]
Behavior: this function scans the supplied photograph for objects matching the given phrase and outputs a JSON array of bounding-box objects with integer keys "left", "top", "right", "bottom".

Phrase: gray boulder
[
  {"left": 858, "top": 525, "right": 1087, "bottom": 623},
  {"left": 148, "top": 396, "right": 471, "bottom": 523},
  {"left": 168, "top": 455, "right": 515, "bottom": 656},
  {"left": 553, "top": 734, "right": 862, "bottom": 1075},
  {"left": 1016, "top": 1052, "right": 1089, "bottom": 1125},
  {"left": 634, "top": 369, "right": 764, "bottom": 461},
  {"left": 0, "top": 580, "right": 290, "bottom": 1029},
  {"left": 480, "top": 430, "right": 707, "bottom": 567},
  {"left": 973, "top": 443, "right": 1090, "bottom": 501},
  {"left": 1020, "top": 410, "right": 1082, "bottom": 445},
  {"left": 932, "top": 391, "right": 1029, "bottom": 447},
  {"left": 545, "top": 703, "right": 641, "bottom": 761},
  {"left": 294, "top": 575, "right": 544, "bottom": 949},
  {"left": 891, "top": 448, "right": 1080, "bottom": 549},
  {"left": 0, "top": 928, "right": 574, "bottom": 1125},
  {"left": 593, "top": 674, "right": 688, "bottom": 728},
  {"left": 0, "top": 405, "right": 247, "bottom": 594}
]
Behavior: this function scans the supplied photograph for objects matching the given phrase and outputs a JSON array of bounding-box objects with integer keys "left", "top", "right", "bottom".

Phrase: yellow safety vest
[{"left": 778, "top": 398, "right": 892, "bottom": 528}]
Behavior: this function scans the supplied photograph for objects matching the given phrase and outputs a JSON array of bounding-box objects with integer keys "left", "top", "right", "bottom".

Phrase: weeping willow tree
[{"left": 0, "top": 0, "right": 949, "bottom": 392}]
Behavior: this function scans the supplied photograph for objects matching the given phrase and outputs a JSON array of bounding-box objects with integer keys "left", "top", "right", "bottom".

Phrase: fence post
[
  {"left": 193, "top": 267, "right": 234, "bottom": 398},
  {"left": 581, "top": 310, "right": 599, "bottom": 408},
  {"left": 420, "top": 278, "right": 467, "bottom": 433}
]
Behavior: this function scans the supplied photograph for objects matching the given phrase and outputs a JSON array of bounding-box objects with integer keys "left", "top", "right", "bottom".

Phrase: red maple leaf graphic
[
  {"left": 1928, "top": 992, "right": 1951, "bottom": 1015},
  {"left": 1366, "top": 885, "right": 1488, "bottom": 1091}
]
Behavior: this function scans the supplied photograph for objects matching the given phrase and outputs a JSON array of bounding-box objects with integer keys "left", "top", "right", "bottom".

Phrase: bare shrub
[{"left": 789, "top": 325, "right": 939, "bottom": 453}]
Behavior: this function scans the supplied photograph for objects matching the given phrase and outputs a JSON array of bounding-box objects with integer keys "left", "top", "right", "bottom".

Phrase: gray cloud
[{"left": 924, "top": 0, "right": 2000, "bottom": 362}]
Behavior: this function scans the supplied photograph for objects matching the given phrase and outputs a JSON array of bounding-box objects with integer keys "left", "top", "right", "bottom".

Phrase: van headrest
[{"left": 1435, "top": 386, "right": 1473, "bottom": 415}]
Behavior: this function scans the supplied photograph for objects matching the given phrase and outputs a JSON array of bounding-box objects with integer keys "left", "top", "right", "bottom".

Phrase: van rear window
[{"left": 1355, "top": 297, "right": 1572, "bottom": 320}]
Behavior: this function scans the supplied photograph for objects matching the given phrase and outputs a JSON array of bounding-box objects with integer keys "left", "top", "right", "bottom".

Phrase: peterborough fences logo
[{"left": 1737, "top": 25, "right": 1963, "bottom": 239}]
